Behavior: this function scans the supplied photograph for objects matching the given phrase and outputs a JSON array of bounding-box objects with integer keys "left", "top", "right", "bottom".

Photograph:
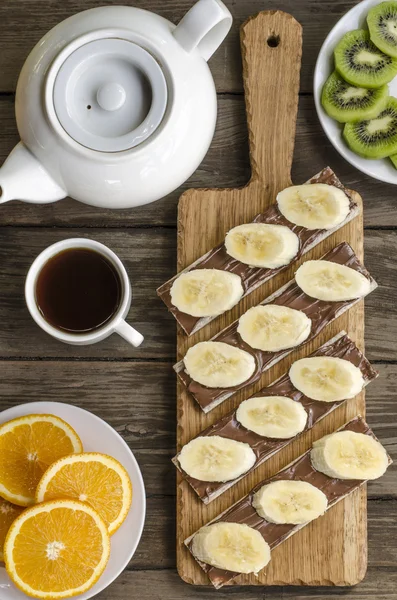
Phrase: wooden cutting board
[{"left": 176, "top": 10, "right": 366, "bottom": 586}]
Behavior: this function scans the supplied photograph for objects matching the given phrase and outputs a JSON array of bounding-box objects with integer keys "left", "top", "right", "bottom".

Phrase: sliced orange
[
  {"left": 0, "top": 415, "right": 83, "bottom": 507},
  {"left": 0, "top": 498, "right": 24, "bottom": 562},
  {"left": 36, "top": 452, "right": 132, "bottom": 535},
  {"left": 4, "top": 499, "right": 110, "bottom": 599}
]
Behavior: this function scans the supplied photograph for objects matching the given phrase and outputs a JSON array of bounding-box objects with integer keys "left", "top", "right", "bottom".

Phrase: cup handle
[
  {"left": 115, "top": 320, "right": 144, "bottom": 348},
  {"left": 173, "top": 0, "right": 232, "bottom": 61}
]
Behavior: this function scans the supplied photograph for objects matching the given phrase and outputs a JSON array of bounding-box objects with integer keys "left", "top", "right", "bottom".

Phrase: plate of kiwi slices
[{"left": 314, "top": 0, "right": 397, "bottom": 183}]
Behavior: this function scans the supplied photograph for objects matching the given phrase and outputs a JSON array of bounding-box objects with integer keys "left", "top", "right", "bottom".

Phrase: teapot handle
[{"left": 173, "top": 0, "right": 232, "bottom": 61}]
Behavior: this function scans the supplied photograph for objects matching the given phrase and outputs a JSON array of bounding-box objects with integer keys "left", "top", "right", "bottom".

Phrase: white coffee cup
[{"left": 25, "top": 238, "right": 144, "bottom": 347}]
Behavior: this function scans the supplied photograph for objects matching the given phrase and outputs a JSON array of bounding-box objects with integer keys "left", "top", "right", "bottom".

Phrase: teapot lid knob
[
  {"left": 97, "top": 82, "right": 127, "bottom": 112},
  {"left": 51, "top": 38, "right": 167, "bottom": 153}
]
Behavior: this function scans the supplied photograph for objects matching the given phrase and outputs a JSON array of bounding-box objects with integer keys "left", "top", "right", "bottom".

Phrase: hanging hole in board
[
  {"left": 267, "top": 35, "right": 280, "bottom": 48},
  {"left": 87, "top": 105, "right": 92, "bottom": 110}
]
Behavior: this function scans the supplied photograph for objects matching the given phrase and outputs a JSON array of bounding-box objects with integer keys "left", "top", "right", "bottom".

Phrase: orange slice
[
  {"left": 36, "top": 453, "right": 132, "bottom": 535},
  {"left": 0, "top": 415, "right": 83, "bottom": 507},
  {"left": 0, "top": 498, "right": 24, "bottom": 562},
  {"left": 4, "top": 499, "right": 110, "bottom": 599}
]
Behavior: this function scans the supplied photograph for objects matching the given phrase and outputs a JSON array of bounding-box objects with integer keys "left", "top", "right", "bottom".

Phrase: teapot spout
[{"left": 0, "top": 142, "right": 67, "bottom": 204}]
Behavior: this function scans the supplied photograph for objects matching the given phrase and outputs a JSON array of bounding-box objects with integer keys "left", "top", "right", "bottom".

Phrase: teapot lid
[{"left": 52, "top": 38, "right": 167, "bottom": 152}]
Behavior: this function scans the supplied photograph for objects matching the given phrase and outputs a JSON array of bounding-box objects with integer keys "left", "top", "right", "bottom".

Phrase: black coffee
[{"left": 35, "top": 248, "right": 122, "bottom": 333}]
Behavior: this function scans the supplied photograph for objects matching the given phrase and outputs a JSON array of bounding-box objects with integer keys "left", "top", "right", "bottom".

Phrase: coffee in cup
[{"left": 25, "top": 238, "right": 144, "bottom": 347}]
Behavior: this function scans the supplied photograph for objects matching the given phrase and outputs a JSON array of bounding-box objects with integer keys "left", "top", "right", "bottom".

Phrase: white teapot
[{"left": 0, "top": 0, "right": 232, "bottom": 209}]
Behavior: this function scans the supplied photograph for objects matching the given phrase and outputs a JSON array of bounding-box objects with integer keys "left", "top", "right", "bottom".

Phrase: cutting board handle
[{"left": 241, "top": 11, "right": 302, "bottom": 191}]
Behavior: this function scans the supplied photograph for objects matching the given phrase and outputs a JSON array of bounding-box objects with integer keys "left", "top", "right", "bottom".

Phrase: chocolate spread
[
  {"left": 186, "top": 417, "right": 391, "bottom": 589},
  {"left": 157, "top": 167, "right": 359, "bottom": 335},
  {"left": 176, "top": 242, "right": 376, "bottom": 412},
  {"left": 175, "top": 333, "right": 378, "bottom": 503}
]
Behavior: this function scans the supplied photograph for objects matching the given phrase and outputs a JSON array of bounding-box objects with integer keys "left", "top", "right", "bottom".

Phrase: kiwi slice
[
  {"left": 344, "top": 97, "right": 397, "bottom": 158},
  {"left": 322, "top": 71, "right": 389, "bottom": 122},
  {"left": 390, "top": 153, "right": 397, "bottom": 168},
  {"left": 335, "top": 29, "right": 397, "bottom": 87},
  {"left": 368, "top": 1, "right": 397, "bottom": 58}
]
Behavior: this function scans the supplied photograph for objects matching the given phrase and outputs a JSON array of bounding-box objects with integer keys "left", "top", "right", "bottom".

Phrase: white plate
[
  {"left": 0, "top": 402, "right": 146, "bottom": 600},
  {"left": 314, "top": 0, "right": 397, "bottom": 184}
]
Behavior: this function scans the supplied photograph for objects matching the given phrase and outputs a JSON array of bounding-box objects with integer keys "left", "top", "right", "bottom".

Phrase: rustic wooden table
[{"left": 0, "top": 0, "right": 396, "bottom": 598}]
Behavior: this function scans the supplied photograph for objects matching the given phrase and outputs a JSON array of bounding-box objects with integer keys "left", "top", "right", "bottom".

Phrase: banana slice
[
  {"left": 277, "top": 184, "right": 350, "bottom": 230},
  {"left": 295, "top": 260, "right": 371, "bottom": 302},
  {"left": 237, "top": 305, "right": 311, "bottom": 352},
  {"left": 289, "top": 356, "right": 364, "bottom": 402},
  {"left": 184, "top": 341, "right": 256, "bottom": 388},
  {"left": 252, "top": 480, "right": 328, "bottom": 524},
  {"left": 178, "top": 435, "right": 256, "bottom": 482},
  {"left": 191, "top": 522, "right": 271, "bottom": 574},
  {"left": 224, "top": 223, "right": 299, "bottom": 268},
  {"left": 311, "top": 431, "right": 389, "bottom": 480},
  {"left": 236, "top": 396, "right": 307, "bottom": 439},
  {"left": 170, "top": 269, "right": 243, "bottom": 317}
]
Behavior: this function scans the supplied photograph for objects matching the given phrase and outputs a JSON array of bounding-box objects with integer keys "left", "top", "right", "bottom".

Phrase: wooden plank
[
  {"left": 175, "top": 11, "right": 369, "bottom": 587},
  {"left": 1, "top": 94, "right": 396, "bottom": 227},
  {"left": 55, "top": 498, "right": 397, "bottom": 572},
  {"left": 2, "top": 490, "right": 389, "bottom": 573},
  {"left": 0, "top": 227, "right": 176, "bottom": 358},
  {"left": 83, "top": 565, "right": 397, "bottom": 599},
  {"left": 367, "top": 500, "right": 397, "bottom": 566},
  {"left": 0, "top": 95, "right": 248, "bottom": 227},
  {"left": 0, "top": 361, "right": 394, "bottom": 500},
  {"left": 0, "top": 0, "right": 375, "bottom": 95},
  {"left": 0, "top": 227, "right": 394, "bottom": 359},
  {"left": 133, "top": 500, "right": 397, "bottom": 570},
  {"left": 0, "top": 489, "right": 392, "bottom": 574},
  {"left": 88, "top": 493, "right": 397, "bottom": 596},
  {"left": 364, "top": 230, "right": 397, "bottom": 363},
  {"left": 0, "top": 362, "right": 176, "bottom": 449},
  {"left": 117, "top": 495, "right": 176, "bottom": 570}
]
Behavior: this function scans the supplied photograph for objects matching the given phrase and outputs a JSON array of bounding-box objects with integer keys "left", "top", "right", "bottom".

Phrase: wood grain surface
[
  {"left": 0, "top": 96, "right": 397, "bottom": 228},
  {"left": 0, "top": 0, "right": 396, "bottom": 598},
  {"left": 0, "top": 0, "right": 386, "bottom": 95},
  {"left": 176, "top": 10, "right": 369, "bottom": 587}
]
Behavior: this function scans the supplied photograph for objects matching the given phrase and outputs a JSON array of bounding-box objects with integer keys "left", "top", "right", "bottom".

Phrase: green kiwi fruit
[
  {"left": 322, "top": 71, "right": 389, "bottom": 122},
  {"left": 368, "top": 1, "right": 397, "bottom": 58},
  {"left": 389, "top": 153, "right": 397, "bottom": 168},
  {"left": 344, "top": 97, "right": 397, "bottom": 158},
  {"left": 335, "top": 29, "right": 397, "bottom": 87}
]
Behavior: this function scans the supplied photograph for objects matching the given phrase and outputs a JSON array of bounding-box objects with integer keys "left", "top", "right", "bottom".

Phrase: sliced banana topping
[
  {"left": 252, "top": 480, "right": 328, "bottom": 524},
  {"left": 191, "top": 522, "right": 271, "bottom": 574},
  {"left": 311, "top": 431, "right": 389, "bottom": 480},
  {"left": 289, "top": 356, "right": 364, "bottom": 402},
  {"left": 236, "top": 396, "right": 307, "bottom": 439},
  {"left": 237, "top": 304, "right": 311, "bottom": 352},
  {"left": 295, "top": 260, "right": 371, "bottom": 302},
  {"left": 277, "top": 184, "right": 350, "bottom": 230},
  {"left": 184, "top": 341, "right": 256, "bottom": 388},
  {"left": 170, "top": 268, "right": 244, "bottom": 318},
  {"left": 178, "top": 435, "right": 256, "bottom": 482},
  {"left": 224, "top": 223, "right": 299, "bottom": 269}
]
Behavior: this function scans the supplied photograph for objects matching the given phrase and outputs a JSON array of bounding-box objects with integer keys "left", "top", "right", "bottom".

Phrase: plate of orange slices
[{"left": 0, "top": 401, "right": 146, "bottom": 600}]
